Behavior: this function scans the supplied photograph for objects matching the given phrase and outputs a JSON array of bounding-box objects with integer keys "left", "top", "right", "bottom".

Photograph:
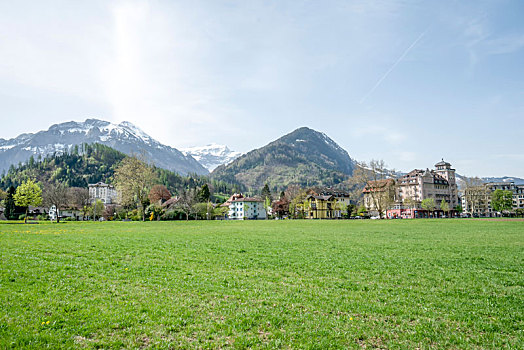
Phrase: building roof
[
  {"left": 88, "top": 182, "right": 114, "bottom": 188},
  {"left": 230, "top": 197, "right": 263, "bottom": 203},
  {"left": 221, "top": 193, "right": 244, "bottom": 207},
  {"left": 162, "top": 196, "right": 179, "bottom": 208},
  {"left": 362, "top": 179, "right": 395, "bottom": 193},
  {"left": 319, "top": 189, "right": 350, "bottom": 198},
  {"left": 435, "top": 159, "right": 451, "bottom": 167},
  {"left": 306, "top": 194, "right": 334, "bottom": 201}
]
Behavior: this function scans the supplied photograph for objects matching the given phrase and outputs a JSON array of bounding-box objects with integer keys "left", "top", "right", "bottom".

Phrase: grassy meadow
[{"left": 0, "top": 219, "right": 523, "bottom": 349}]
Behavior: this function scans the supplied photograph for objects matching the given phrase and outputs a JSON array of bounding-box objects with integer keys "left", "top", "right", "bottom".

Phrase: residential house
[
  {"left": 221, "top": 193, "right": 244, "bottom": 208},
  {"left": 305, "top": 194, "right": 336, "bottom": 219},
  {"left": 271, "top": 198, "right": 290, "bottom": 218},
  {"left": 228, "top": 197, "right": 266, "bottom": 220}
]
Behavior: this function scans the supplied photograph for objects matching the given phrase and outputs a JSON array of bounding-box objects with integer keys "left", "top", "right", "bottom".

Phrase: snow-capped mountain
[
  {"left": 0, "top": 119, "right": 208, "bottom": 175},
  {"left": 181, "top": 144, "right": 242, "bottom": 171}
]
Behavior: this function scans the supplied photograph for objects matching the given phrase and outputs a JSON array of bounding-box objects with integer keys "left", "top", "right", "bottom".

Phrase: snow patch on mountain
[
  {"left": 181, "top": 143, "right": 242, "bottom": 171},
  {"left": 0, "top": 118, "right": 208, "bottom": 175}
]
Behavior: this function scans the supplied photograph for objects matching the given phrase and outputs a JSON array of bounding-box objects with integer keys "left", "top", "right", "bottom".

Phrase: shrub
[{"left": 162, "top": 209, "right": 184, "bottom": 220}]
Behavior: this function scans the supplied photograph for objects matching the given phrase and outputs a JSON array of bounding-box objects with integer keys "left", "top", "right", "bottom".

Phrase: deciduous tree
[
  {"left": 91, "top": 199, "right": 105, "bottom": 220},
  {"left": 287, "top": 187, "right": 308, "bottom": 219},
  {"left": 13, "top": 179, "right": 42, "bottom": 223},
  {"left": 42, "top": 182, "right": 69, "bottom": 223},
  {"left": 191, "top": 202, "right": 214, "bottom": 220},
  {"left": 145, "top": 203, "right": 164, "bottom": 221},
  {"left": 103, "top": 204, "right": 117, "bottom": 221},
  {"left": 176, "top": 189, "right": 197, "bottom": 220},
  {"left": 421, "top": 198, "right": 436, "bottom": 218},
  {"left": 148, "top": 184, "right": 171, "bottom": 204},
  {"left": 440, "top": 199, "right": 450, "bottom": 217},
  {"left": 349, "top": 160, "right": 396, "bottom": 219},
  {"left": 462, "top": 177, "right": 489, "bottom": 216},
  {"left": 0, "top": 189, "right": 7, "bottom": 203},
  {"left": 68, "top": 187, "right": 90, "bottom": 220},
  {"left": 491, "top": 189, "right": 513, "bottom": 214},
  {"left": 114, "top": 156, "right": 155, "bottom": 221}
]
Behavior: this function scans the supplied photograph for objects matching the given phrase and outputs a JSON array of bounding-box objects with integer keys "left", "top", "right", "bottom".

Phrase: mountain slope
[
  {"left": 181, "top": 144, "right": 242, "bottom": 171},
  {"left": 0, "top": 143, "right": 126, "bottom": 189},
  {"left": 0, "top": 119, "right": 208, "bottom": 176},
  {"left": 0, "top": 143, "right": 239, "bottom": 197},
  {"left": 210, "top": 127, "right": 354, "bottom": 190}
]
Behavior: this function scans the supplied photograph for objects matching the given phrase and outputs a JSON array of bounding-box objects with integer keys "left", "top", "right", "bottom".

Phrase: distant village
[{"left": 1, "top": 158, "right": 523, "bottom": 222}]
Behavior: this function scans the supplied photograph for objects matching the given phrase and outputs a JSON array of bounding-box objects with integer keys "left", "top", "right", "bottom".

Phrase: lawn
[{"left": 0, "top": 219, "right": 523, "bottom": 349}]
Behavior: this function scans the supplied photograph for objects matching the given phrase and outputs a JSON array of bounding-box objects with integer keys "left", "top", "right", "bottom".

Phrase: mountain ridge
[{"left": 0, "top": 119, "right": 208, "bottom": 176}]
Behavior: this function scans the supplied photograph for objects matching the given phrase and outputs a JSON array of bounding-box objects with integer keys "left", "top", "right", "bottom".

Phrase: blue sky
[{"left": 0, "top": 0, "right": 523, "bottom": 177}]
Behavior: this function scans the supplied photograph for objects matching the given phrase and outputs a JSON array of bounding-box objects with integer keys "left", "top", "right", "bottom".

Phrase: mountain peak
[
  {"left": 181, "top": 143, "right": 242, "bottom": 171},
  {"left": 211, "top": 127, "right": 354, "bottom": 190},
  {"left": 0, "top": 118, "right": 208, "bottom": 175}
]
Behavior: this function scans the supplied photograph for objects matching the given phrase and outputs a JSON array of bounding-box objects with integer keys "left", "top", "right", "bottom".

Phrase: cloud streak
[{"left": 360, "top": 27, "right": 429, "bottom": 104}]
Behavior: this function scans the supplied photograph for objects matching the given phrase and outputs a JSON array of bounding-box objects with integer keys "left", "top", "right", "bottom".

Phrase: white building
[
  {"left": 88, "top": 182, "right": 117, "bottom": 204},
  {"left": 228, "top": 197, "right": 267, "bottom": 220}
]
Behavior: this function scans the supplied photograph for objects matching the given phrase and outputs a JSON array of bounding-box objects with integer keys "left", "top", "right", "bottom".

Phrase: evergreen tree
[
  {"left": 4, "top": 186, "right": 16, "bottom": 220},
  {"left": 261, "top": 183, "right": 272, "bottom": 202},
  {"left": 198, "top": 184, "right": 211, "bottom": 202}
]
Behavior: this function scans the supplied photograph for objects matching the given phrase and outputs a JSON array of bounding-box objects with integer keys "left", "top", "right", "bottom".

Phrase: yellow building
[{"left": 305, "top": 194, "right": 336, "bottom": 219}]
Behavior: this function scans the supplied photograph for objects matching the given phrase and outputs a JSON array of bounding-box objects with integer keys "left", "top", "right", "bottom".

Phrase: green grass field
[{"left": 1, "top": 219, "right": 523, "bottom": 349}]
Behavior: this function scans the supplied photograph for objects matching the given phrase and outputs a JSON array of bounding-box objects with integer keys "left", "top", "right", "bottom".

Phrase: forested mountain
[
  {"left": 210, "top": 127, "right": 354, "bottom": 191},
  {"left": 0, "top": 118, "right": 208, "bottom": 176},
  {"left": 0, "top": 144, "right": 124, "bottom": 189},
  {"left": 0, "top": 144, "right": 240, "bottom": 196}
]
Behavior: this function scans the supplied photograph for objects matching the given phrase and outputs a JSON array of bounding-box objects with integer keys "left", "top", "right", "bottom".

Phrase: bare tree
[
  {"left": 285, "top": 185, "right": 308, "bottom": 219},
  {"left": 68, "top": 187, "right": 90, "bottom": 220},
  {"left": 114, "top": 156, "right": 155, "bottom": 221},
  {"left": 349, "top": 160, "right": 397, "bottom": 219},
  {"left": 462, "top": 177, "right": 489, "bottom": 216},
  {"left": 103, "top": 204, "right": 117, "bottom": 221},
  {"left": 43, "top": 182, "right": 70, "bottom": 223},
  {"left": 176, "top": 189, "right": 197, "bottom": 221}
]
